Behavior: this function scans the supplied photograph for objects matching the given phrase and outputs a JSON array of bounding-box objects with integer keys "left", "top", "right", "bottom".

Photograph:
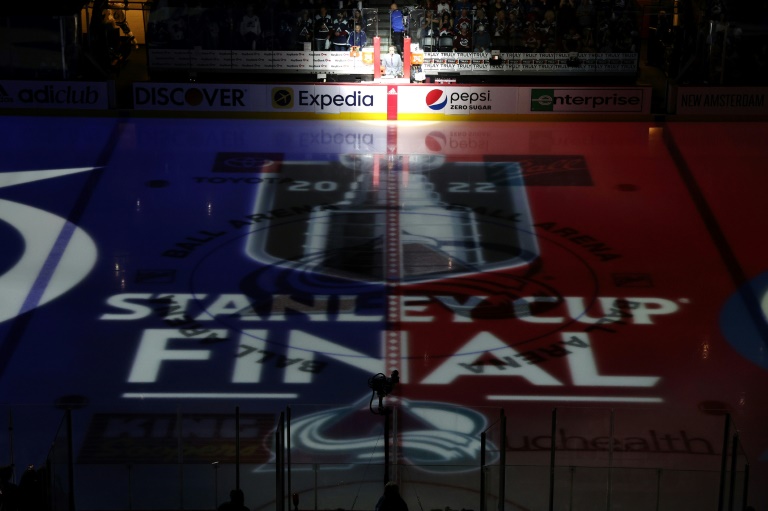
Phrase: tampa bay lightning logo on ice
[
  {"left": 425, "top": 89, "right": 448, "bottom": 111},
  {"left": 0, "top": 168, "right": 99, "bottom": 323},
  {"left": 720, "top": 272, "right": 768, "bottom": 370}
]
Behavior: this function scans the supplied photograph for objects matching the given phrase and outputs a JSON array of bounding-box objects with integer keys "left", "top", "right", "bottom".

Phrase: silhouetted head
[
  {"left": 0, "top": 465, "right": 13, "bottom": 482},
  {"left": 383, "top": 482, "right": 400, "bottom": 498},
  {"left": 230, "top": 489, "right": 245, "bottom": 505}
]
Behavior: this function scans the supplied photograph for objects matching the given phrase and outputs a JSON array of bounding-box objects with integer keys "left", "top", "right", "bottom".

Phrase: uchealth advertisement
[{"left": 1, "top": 117, "right": 767, "bottom": 510}]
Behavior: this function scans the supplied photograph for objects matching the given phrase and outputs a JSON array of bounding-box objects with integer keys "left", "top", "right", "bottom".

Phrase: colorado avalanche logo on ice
[
  {"left": 425, "top": 89, "right": 448, "bottom": 111},
  {"left": 286, "top": 396, "right": 492, "bottom": 472}
]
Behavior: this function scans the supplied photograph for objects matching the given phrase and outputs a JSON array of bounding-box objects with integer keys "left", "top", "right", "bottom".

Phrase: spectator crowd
[
  {"left": 147, "top": 0, "right": 370, "bottom": 52},
  {"left": 412, "top": 0, "right": 639, "bottom": 53},
  {"left": 145, "top": 0, "right": 641, "bottom": 55}
]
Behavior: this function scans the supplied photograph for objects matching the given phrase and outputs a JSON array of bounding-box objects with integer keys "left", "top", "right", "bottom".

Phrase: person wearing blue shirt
[
  {"left": 390, "top": 3, "right": 405, "bottom": 54},
  {"left": 348, "top": 23, "right": 367, "bottom": 49}
]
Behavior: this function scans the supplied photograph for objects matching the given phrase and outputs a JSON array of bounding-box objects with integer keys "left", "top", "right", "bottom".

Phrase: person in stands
[
  {"left": 331, "top": 10, "right": 351, "bottom": 50},
  {"left": 390, "top": 3, "right": 406, "bottom": 54},
  {"left": 239, "top": 4, "right": 262, "bottom": 50},
  {"left": 314, "top": 6, "right": 332, "bottom": 50},
  {"left": 474, "top": 23, "right": 492, "bottom": 51},
  {"left": 454, "top": 25, "right": 472, "bottom": 51},
  {"left": 348, "top": 22, "right": 367, "bottom": 50}
]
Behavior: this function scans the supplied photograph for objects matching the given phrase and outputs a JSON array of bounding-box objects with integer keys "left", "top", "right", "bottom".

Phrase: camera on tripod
[{"left": 368, "top": 370, "right": 399, "bottom": 414}]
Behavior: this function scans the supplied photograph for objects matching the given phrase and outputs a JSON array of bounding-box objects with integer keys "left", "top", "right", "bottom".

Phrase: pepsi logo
[
  {"left": 424, "top": 131, "right": 447, "bottom": 152},
  {"left": 425, "top": 89, "right": 447, "bottom": 111}
]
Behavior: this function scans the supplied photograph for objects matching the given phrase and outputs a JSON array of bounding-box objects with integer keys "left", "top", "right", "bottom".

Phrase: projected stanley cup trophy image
[
  {"left": 305, "top": 154, "right": 486, "bottom": 282},
  {"left": 246, "top": 153, "right": 539, "bottom": 284}
]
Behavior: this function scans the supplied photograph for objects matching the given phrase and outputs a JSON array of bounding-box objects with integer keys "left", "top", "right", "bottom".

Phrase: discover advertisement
[{"left": 133, "top": 83, "right": 260, "bottom": 111}]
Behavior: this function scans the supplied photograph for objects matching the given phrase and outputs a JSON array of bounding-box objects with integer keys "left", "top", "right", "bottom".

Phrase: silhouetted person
[
  {"left": 18, "top": 465, "right": 45, "bottom": 511},
  {"left": 218, "top": 488, "right": 249, "bottom": 511},
  {"left": 0, "top": 465, "right": 20, "bottom": 511},
  {"left": 375, "top": 482, "right": 408, "bottom": 511}
]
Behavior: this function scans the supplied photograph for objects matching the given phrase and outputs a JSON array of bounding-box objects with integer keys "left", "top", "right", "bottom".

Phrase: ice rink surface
[{"left": 0, "top": 116, "right": 767, "bottom": 510}]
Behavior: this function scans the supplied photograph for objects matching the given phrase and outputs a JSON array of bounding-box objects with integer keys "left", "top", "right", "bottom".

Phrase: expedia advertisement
[
  {"left": 0, "top": 117, "right": 766, "bottom": 510},
  {"left": 267, "top": 84, "right": 387, "bottom": 117},
  {"left": 0, "top": 80, "right": 111, "bottom": 109}
]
